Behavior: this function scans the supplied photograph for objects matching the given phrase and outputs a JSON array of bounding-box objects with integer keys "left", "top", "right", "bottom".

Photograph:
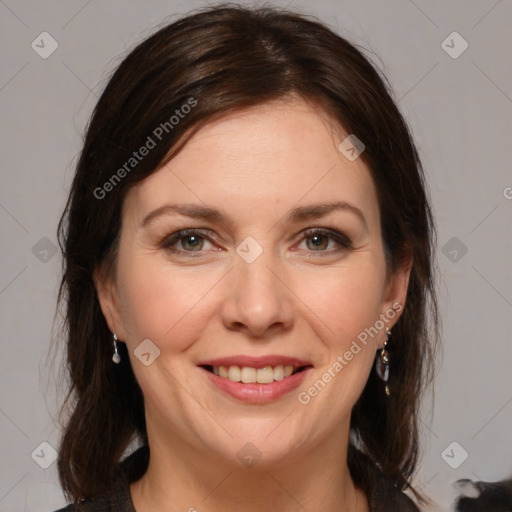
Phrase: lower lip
[{"left": 200, "top": 367, "right": 312, "bottom": 404}]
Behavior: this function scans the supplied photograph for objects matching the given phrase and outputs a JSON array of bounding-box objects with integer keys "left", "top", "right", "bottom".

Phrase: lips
[
  {"left": 197, "top": 356, "right": 313, "bottom": 382},
  {"left": 197, "top": 355, "right": 312, "bottom": 369},
  {"left": 197, "top": 355, "right": 313, "bottom": 403}
]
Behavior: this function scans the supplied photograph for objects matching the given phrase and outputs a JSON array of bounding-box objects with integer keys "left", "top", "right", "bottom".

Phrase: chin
[{"left": 202, "top": 425, "right": 309, "bottom": 469}]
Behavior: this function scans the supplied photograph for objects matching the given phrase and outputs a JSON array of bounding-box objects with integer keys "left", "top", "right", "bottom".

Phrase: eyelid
[
  {"left": 300, "top": 227, "right": 353, "bottom": 249},
  {"left": 160, "top": 226, "right": 354, "bottom": 258},
  {"left": 160, "top": 228, "right": 217, "bottom": 251}
]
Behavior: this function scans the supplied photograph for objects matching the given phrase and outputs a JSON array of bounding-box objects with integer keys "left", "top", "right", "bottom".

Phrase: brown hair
[{"left": 53, "top": 3, "right": 440, "bottom": 507}]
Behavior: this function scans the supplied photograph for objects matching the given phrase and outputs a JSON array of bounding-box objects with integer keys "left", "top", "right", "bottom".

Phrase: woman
[{"left": 53, "top": 4, "right": 440, "bottom": 511}]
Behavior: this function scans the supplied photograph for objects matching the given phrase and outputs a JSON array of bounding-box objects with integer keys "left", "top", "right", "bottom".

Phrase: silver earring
[
  {"left": 112, "top": 333, "right": 121, "bottom": 364},
  {"left": 375, "top": 327, "right": 391, "bottom": 396}
]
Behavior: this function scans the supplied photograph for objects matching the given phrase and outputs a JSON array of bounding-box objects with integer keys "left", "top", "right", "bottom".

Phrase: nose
[{"left": 220, "top": 244, "right": 295, "bottom": 339}]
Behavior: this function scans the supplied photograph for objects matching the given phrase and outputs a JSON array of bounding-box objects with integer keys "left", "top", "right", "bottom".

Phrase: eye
[
  {"left": 161, "top": 229, "right": 217, "bottom": 257},
  {"left": 297, "top": 228, "right": 353, "bottom": 258},
  {"left": 160, "top": 227, "right": 353, "bottom": 258}
]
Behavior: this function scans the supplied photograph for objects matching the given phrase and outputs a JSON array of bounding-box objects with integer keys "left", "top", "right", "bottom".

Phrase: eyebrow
[{"left": 141, "top": 200, "right": 368, "bottom": 231}]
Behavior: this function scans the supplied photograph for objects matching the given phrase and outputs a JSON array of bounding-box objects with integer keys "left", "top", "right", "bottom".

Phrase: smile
[
  {"left": 197, "top": 355, "right": 314, "bottom": 404},
  {"left": 202, "top": 364, "right": 310, "bottom": 384}
]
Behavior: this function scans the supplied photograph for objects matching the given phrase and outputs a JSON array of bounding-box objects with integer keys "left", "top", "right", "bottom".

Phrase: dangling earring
[
  {"left": 375, "top": 327, "right": 391, "bottom": 396},
  {"left": 112, "top": 333, "right": 121, "bottom": 364}
]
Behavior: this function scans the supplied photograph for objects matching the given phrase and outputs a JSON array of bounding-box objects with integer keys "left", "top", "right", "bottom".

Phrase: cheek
[
  {"left": 116, "top": 242, "right": 386, "bottom": 358},
  {"left": 294, "top": 262, "right": 386, "bottom": 348},
  {"left": 116, "top": 253, "right": 215, "bottom": 352},
  {"left": 292, "top": 267, "right": 383, "bottom": 417}
]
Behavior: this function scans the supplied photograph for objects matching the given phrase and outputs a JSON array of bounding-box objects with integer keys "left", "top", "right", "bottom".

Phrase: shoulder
[
  {"left": 348, "top": 445, "right": 421, "bottom": 512},
  {"left": 50, "top": 504, "right": 97, "bottom": 512},
  {"left": 49, "top": 445, "right": 149, "bottom": 512},
  {"left": 368, "top": 474, "right": 421, "bottom": 512},
  {"left": 48, "top": 485, "right": 125, "bottom": 512},
  {"left": 49, "top": 497, "right": 110, "bottom": 512},
  {"left": 371, "top": 485, "right": 421, "bottom": 512}
]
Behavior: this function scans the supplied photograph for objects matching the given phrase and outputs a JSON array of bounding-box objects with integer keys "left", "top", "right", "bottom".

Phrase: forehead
[{"left": 124, "top": 99, "right": 380, "bottom": 232}]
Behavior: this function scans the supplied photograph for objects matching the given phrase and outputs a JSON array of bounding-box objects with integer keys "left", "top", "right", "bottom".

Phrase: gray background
[{"left": 1, "top": 1, "right": 511, "bottom": 511}]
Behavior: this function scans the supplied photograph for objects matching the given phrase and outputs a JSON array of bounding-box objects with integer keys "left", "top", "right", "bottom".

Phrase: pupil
[
  {"left": 311, "top": 235, "right": 325, "bottom": 248},
  {"left": 185, "top": 235, "right": 201, "bottom": 250}
]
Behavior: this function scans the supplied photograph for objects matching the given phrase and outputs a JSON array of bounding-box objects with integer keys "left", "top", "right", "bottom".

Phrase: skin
[{"left": 95, "top": 97, "right": 412, "bottom": 512}]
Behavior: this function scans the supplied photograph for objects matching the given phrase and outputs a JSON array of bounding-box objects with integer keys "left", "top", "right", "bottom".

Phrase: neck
[{"left": 130, "top": 421, "right": 368, "bottom": 512}]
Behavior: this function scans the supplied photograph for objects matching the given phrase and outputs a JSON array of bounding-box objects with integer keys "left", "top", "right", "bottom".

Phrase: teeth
[
  {"left": 241, "top": 367, "right": 256, "bottom": 383},
  {"left": 256, "top": 367, "right": 274, "bottom": 384},
  {"left": 211, "top": 364, "right": 300, "bottom": 384},
  {"left": 228, "top": 365, "right": 241, "bottom": 382}
]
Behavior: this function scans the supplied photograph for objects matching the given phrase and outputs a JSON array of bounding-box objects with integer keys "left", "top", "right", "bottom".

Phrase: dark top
[{"left": 52, "top": 445, "right": 421, "bottom": 512}]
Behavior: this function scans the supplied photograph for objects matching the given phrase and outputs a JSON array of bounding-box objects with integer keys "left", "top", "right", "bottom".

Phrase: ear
[
  {"left": 378, "top": 250, "right": 413, "bottom": 345},
  {"left": 93, "top": 264, "right": 127, "bottom": 341}
]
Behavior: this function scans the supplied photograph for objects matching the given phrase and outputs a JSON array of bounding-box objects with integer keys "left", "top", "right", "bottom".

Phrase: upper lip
[{"left": 197, "top": 355, "right": 313, "bottom": 369}]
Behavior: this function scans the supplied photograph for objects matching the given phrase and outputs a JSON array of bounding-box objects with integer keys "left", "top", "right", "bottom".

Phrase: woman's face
[{"left": 96, "top": 98, "right": 411, "bottom": 467}]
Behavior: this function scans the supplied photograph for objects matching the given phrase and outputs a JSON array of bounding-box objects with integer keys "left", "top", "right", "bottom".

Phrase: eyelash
[{"left": 160, "top": 228, "right": 353, "bottom": 258}]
